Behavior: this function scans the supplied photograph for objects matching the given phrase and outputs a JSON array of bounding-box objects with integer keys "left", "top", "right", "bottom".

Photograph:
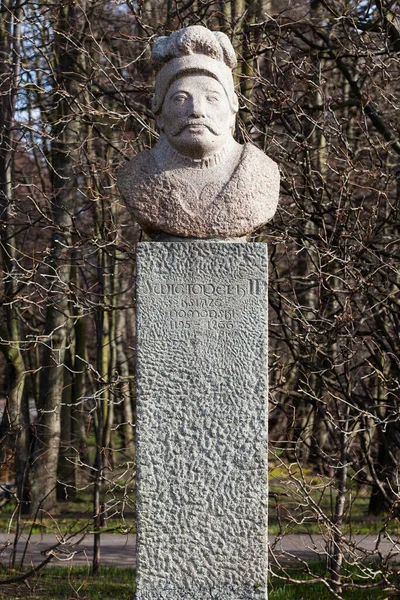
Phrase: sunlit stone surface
[{"left": 135, "top": 241, "right": 268, "bottom": 600}]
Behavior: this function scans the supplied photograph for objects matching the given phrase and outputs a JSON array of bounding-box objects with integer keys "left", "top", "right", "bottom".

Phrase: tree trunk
[
  {"left": 72, "top": 314, "right": 89, "bottom": 482},
  {"left": 115, "top": 293, "right": 135, "bottom": 455},
  {"left": 0, "top": 0, "right": 27, "bottom": 505},
  {"left": 29, "top": 0, "right": 81, "bottom": 515}
]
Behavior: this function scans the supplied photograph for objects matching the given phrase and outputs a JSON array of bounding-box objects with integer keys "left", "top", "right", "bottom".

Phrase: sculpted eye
[
  {"left": 206, "top": 95, "right": 220, "bottom": 103},
  {"left": 173, "top": 94, "right": 187, "bottom": 104}
]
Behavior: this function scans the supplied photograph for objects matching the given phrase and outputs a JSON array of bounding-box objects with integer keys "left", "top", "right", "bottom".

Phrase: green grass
[
  {"left": 269, "top": 562, "right": 390, "bottom": 599},
  {"left": 0, "top": 488, "right": 136, "bottom": 536},
  {"left": 0, "top": 508, "right": 136, "bottom": 537},
  {"left": 1, "top": 488, "right": 395, "bottom": 539},
  {"left": 267, "top": 458, "right": 399, "bottom": 536},
  {"left": 0, "top": 565, "right": 392, "bottom": 599},
  {"left": 1, "top": 457, "right": 397, "bottom": 541},
  {"left": 0, "top": 566, "right": 135, "bottom": 599},
  {"left": 269, "top": 583, "right": 384, "bottom": 599},
  {"left": 267, "top": 516, "right": 397, "bottom": 536}
]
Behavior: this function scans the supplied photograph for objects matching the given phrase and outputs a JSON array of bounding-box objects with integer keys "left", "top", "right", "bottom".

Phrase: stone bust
[{"left": 118, "top": 26, "right": 279, "bottom": 239}]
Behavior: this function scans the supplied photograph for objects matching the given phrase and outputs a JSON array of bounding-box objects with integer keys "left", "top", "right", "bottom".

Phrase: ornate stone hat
[{"left": 151, "top": 26, "right": 239, "bottom": 114}]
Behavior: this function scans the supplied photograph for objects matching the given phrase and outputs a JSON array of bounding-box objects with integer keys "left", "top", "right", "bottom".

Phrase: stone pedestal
[{"left": 136, "top": 241, "right": 268, "bottom": 600}]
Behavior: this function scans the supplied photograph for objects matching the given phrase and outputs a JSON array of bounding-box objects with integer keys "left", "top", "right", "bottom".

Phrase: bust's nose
[{"left": 188, "top": 96, "right": 206, "bottom": 118}]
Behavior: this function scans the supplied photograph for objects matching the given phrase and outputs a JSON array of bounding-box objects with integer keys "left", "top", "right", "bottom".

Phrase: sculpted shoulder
[
  {"left": 220, "top": 143, "right": 279, "bottom": 231},
  {"left": 242, "top": 143, "right": 279, "bottom": 185},
  {"left": 117, "top": 149, "right": 158, "bottom": 203}
]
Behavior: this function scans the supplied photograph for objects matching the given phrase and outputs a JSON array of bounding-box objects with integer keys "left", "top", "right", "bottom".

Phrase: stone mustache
[{"left": 117, "top": 26, "right": 280, "bottom": 238}]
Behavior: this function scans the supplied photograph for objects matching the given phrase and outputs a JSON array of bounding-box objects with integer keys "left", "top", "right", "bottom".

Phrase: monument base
[{"left": 136, "top": 241, "right": 269, "bottom": 600}]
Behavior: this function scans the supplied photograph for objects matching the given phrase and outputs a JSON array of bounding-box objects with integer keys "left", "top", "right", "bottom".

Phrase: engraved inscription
[
  {"left": 139, "top": 278, "right": 265, "bottom": 339},
  {"left": 141, "top": 279, "right": 264, "bottom": 297}
]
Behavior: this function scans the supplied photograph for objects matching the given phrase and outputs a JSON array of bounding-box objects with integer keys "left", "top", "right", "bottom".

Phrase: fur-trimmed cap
[{"left": 151, "top": 26, "right": 238, "bottom": 114}]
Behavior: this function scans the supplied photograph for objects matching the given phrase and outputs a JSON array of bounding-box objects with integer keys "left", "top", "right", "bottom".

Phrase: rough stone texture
[
  {"left": 136, "top": 241, "right": 268, "bottom": 600},
  {"left": 117, "top": 25, "right": 280, "bottom": 239},
  {"left": 118, "top": 139, "right": 279, "bottom": 239}
]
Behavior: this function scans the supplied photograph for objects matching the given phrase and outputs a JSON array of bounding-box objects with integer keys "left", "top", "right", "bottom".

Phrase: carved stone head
[{"left": 151, "top": 27, "right": 239, "bottom": 159}]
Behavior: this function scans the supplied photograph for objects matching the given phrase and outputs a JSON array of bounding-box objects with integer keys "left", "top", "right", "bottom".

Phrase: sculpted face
[{"left": 158, "top": 74, "right": 236, "bottom": 159}]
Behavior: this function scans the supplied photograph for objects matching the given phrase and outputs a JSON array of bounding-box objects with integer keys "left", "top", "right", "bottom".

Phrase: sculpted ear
[
  {"left": 232, "top": 92, "right": 239, "bottom": 113},
  {"left": 157, "top": 114, "right": 165, "bottom": 131},
  {"left": 230, "top": 111, "right": 237, "bottom": 134}
]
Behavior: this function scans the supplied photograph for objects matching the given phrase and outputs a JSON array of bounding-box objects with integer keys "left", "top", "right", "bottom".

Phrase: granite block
[{"left": 136, "top": 241, "right": 268, "bottom": 600}]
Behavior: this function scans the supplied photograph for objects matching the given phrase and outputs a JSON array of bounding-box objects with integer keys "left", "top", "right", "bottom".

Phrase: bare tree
[{"left": 0, "top": 1, "right": 399, "bottom": 595}]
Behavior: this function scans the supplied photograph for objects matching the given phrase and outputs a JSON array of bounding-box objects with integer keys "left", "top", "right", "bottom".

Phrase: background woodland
[{"left": 0, "top": 0, "right": 399, "bottom": 595}]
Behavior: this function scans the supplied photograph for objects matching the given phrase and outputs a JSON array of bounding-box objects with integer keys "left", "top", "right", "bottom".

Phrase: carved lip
[{"left": 182, "top": 121, "right": 210, "bottom": 131}]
